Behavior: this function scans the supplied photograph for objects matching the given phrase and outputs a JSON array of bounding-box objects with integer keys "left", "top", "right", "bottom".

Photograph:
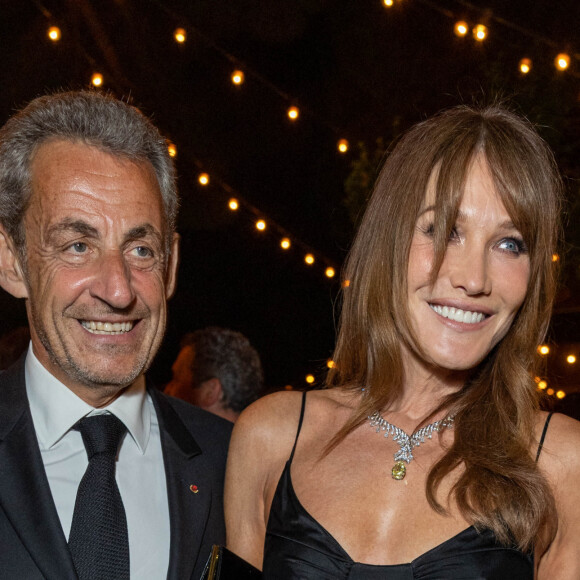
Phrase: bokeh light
[
  {"left": 174, "top": 28, "right": 186, "bottom": 43},
  {"left": 287, "top": 106, "right": 299, "bottom": 120},
  {"left": 91, "top": 73, "right": 103, "bottom": 87},
  {"left": 473, "top": 24, "right": 488, "bottom": 41},
  {"left": 519, "top": 58, "right": 532, "bottom": 74},
  {"left": 48, "top": 26, "right": 61, "bottom": 42},
  {"left": 555, "top": 53, "right": 570, "bottom": 70},
  {"left": 454, "top": 21, "right": 468, "bottom": 37},
  {"left": 231, "top": 70, "right": 244, "bottom": 85}
]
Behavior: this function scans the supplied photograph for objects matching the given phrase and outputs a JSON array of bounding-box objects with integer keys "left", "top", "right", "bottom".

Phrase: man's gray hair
[
  {"left": 0, "top": 90, "right": 178, "bottom": 251},
  {"left": 186, "top": 327, "right": 264, "bottom": 413}
]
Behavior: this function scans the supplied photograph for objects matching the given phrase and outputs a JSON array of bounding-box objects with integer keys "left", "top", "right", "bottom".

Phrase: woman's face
[{"left": 406, "top": 155, "right": 530, "bottom": 372}]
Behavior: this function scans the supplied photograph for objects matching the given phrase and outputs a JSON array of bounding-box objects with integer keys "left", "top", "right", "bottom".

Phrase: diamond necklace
[{"left": 368, "top": 411, "right": 455, "bottom": 480}]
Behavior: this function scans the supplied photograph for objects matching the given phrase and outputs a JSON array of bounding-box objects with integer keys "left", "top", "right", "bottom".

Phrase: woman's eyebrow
[{"left": 454, "top": 209, "right": 517, "bottom": 231}]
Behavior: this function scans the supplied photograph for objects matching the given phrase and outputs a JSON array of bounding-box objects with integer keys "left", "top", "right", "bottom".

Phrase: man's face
[{"left": 17, "top": 139, "right": 178, "bottom": 405}]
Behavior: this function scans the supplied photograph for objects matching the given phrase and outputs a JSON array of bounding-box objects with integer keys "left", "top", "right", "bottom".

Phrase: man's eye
[
  {"left": 132, "top": 246, "right": 153, "bottom": 258},
  {"left": 69, "top": 242, "right": 87, "bottom": 253}
]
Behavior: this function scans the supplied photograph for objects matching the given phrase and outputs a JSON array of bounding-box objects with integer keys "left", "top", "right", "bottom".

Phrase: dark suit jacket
[{"left": 0, "top": 357, "right": 233, "bottom": 579}]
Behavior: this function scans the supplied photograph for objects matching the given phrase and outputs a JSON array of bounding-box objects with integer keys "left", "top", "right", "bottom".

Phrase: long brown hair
[{"left": 327, "top": 104, "right": 562, "bottom": 550}]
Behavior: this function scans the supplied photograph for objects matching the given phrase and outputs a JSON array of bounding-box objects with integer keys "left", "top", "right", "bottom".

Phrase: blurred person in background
[{"left": 165, "top": 326, "right": 264, "bottom": 422}]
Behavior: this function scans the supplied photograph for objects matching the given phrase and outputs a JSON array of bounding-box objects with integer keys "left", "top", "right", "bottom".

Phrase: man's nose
[{"left": 89, "top": 250, "right": 135, "bottom": 308}]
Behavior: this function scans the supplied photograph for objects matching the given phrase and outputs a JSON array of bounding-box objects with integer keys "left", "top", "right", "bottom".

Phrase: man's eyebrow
[
  {"left": 46, "top": 219, "right": 99, "bottom": 239},
  {"left": 125, "top": 224, "right": 163, "bottom": 243}
]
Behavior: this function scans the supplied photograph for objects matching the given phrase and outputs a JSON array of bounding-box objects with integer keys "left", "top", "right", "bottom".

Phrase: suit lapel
[
  {"left": 151, "top": 388, "right": 211, "bottom": 580},
  {"left": 0, "top": 359, "right": 77, "bottom": 579}
]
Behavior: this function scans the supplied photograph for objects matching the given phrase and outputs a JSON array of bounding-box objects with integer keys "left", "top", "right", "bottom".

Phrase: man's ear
[
  {"left": 0, "top": 226, "right": 28, "bottom": 299},
  {"left": 200, "top": 377, "right": 222, "bottom": 407},
  {"left": 165, "top": 232, "right": 180, "bottom": 300}
]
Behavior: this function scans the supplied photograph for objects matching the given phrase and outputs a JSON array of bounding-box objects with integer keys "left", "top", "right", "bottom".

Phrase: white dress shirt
[{"left": 25, "top": 345, "right": 171, "bottom": 579}]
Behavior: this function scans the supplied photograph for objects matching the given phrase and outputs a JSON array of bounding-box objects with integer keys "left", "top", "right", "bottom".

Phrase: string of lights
[
  {"left": 33, "top": 0, "right": 578, "bottom": 388},
  {"left": 166, "top": 141, "right": 341, "bottom": 281},
  {"left": 39, "top": 1, "right": 577, "bottom": 290},
  {"left": 385, "top": 0, "right": 578, "bottom": 76}
]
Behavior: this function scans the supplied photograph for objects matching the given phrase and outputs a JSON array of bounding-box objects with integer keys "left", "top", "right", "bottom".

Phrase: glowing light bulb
[
  {"left": 454, "top": 21, "right": 468, "bottom": 37},
  {"left": 327, "top": 360, "right": 335, "bottom": 369},
  {"left": 91, "top": 73, "right": 103, "bottom": 87},
  {"left": 167, "top": 143, "right": 177, "bottom": 158},
  {"left": 473, "top": 24, "right": 487, "bottom": 41},
  {"left": 567, "top": 355, "right": 576, "bottom": 364},
  {"left": 174, "top": 28, "right": 186, "bottom": 43},
  {"left": 538, "top": 380, "right": 547, "bottom": 390},
  {"left": 305, "top": 374, "right": 315, "bottom": 384},
  {"left": 325, "top": 267, "right": 335, "bottom": 278},
  {"left": 280, "top": 237, "right": 291, "bottom": 250},
  {"left": 546, "top": 388, "right": 554, "bottom": 396},
  {"left": 538, "top": 345, "right": 550, "bottom": 356},
  {"left": 555, "top": 53, "right": 570, "bottom": 70},
  {"left": 198, "top": 173, "right": 209, "bottom": 186},
  {"left": 304, "top": 253, "right": 315, "bottom": 265},
  {"left": 552, "top": 253, "right": 559, "bottom": 262},
  {"left": 48, "top": 26, "right": 61, "bottom": 42},
  {"left": 519, "top": 58, "right": 532, "bottom": 74},
  {"left": 256, "top": 220, "right": 266, "bottom": 231},
  {"left": 337, "top": 139, "right": 349, "bottom": 153},
  {"left": 228, "top": 198, "right": 239, "bottom": 211},
  {"left": 231, "top": 70, "right": 244, "bottom": 85},
  {"left": 556, "top": 390, "right": 566, "bottom": 399},
  {"left": 342, "top": 279, "right": 350, "bottom": 288},
  {"left": 383, "top": 0, "right": 394, "bottom": 7},
  {"left": 287, "top": 106, "right": 299, "bottom": 120}
]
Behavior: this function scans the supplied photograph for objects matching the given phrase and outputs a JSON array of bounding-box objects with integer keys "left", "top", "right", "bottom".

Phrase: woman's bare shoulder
[
  {"left": 232, "top": 387, "right": 358, "bottom": 453},
  {"left": 536, "top": 412, "right": 580, "bottom": 575},
  {"left": 537, "top": 411, "right": 580, "bottom": 469}
]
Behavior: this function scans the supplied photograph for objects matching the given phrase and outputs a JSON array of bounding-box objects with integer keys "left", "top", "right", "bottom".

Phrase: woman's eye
[
  {"left": 448, "top": 227, "right": 460, "bottom": 241},
  {"left": 499, "top": 238, "right": 527, "bottom": 255}
]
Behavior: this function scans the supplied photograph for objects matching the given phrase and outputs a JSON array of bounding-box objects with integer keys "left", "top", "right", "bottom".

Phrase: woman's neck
[{"left": 388, "top": 348, "right": 467, "bottom": 420}]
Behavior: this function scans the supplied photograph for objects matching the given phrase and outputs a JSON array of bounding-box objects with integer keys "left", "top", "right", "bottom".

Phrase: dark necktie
[{"left": 68, "top": 414, "right": 130, "bottom": 579}]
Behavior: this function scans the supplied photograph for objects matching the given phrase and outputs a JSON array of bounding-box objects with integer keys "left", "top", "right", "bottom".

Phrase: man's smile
[{"left": 80, "top": 320, "right": 135, "bottom": 334}]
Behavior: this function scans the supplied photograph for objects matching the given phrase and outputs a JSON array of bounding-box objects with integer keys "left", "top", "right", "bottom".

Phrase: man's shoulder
[
  {"left": 162, "top": 390, "right": 233, "bottom": 430},
  {"left": 151, "top": 387, "right": 233, "bottom": 449}
]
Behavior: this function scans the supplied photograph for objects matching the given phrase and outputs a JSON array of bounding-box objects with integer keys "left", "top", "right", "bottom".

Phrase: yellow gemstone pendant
[{"left": 391, "top": 461, "right": 406, "bottom": 480}]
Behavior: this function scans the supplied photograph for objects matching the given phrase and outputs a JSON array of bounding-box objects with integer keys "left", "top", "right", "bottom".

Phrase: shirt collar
[{"left": 25, "top": 344, "right": 150, "bottom": 453}]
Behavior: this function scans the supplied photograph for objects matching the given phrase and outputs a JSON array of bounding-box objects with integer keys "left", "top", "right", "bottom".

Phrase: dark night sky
[{"left": 0, "top": 0, "right": 578, "bottom": 389}]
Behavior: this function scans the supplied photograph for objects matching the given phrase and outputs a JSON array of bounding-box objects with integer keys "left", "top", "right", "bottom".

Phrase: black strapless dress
[{"left": 262, "top": 393, "right": 544, "bottom": 579}]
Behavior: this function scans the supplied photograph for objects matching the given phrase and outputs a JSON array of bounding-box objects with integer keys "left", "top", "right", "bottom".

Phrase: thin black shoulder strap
[
  {"left": 288, "top": 391, "right": 307, "bottom": 464},
  {"left": 535, "top": 412, "right": 553, "bottom": 463}
]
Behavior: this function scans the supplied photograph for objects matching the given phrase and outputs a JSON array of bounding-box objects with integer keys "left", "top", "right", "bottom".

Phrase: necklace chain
[{"left": 368, "top": 410, "right": 455, "bottom": 480}]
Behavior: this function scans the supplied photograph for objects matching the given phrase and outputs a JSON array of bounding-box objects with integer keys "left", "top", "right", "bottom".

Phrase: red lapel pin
[{"left": 189, "top": 484, "right": 199, "bottom": 494}]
